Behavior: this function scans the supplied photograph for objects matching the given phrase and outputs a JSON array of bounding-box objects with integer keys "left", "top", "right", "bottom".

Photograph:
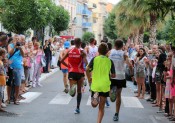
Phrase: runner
[
  {"left": 86, "top": 38, "right": 98, "bottom": 64},
  {"left": 86, "top": 43, "right": 115, "bottom": 123},
  {"left": 60, "top": 38, "right": 86, "bottom": 114},
  {"left": 60, "top": 41, "right": 70, "bottom": 93},
  {"left": 109, "top": 39, "right": 132, "bottom": 121}
]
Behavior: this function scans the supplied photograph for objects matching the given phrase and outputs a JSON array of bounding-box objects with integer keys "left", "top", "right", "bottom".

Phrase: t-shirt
[
  {"left": 68, "top": 48, "right": 84, "bottom": 73},
  {"left": 9, "top": 43, "right": 23, "bottom": 69},
  {"left": 88, "top": 55, "right": 115, "bottom": 92},
  {"left": 87, "top": 45, "right": 98, "bottom": 63},
  {"left": 0, "top": 61, "right": 6, "bottom": 86},
  {"left": 109, "top": 49, "right": 126, "bottom": 80}
]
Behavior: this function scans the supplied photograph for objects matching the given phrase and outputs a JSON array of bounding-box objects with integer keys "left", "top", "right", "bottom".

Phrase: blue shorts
[
  {"left": 62, "top": 69, "right": 68, "bottom": 74},
  {"left": 13, "top": 68, "right": 22, "bottom": 86}
]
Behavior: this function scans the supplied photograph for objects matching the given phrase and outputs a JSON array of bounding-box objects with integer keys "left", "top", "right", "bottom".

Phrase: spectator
[
  {"left": 0, "top": 48, "right": 7, "bottom": 111},
  {"left": 135, "top": 48, "right": 147, "bottom": 99},
  {"left": 43, "top": 40, "right": 52, "bottom": 73},
  {"left": 7, "top": 35, "right": 24, "bottom": 105},
  {"left": 32, "top": 42, "right": 44, "bottom": 87}
]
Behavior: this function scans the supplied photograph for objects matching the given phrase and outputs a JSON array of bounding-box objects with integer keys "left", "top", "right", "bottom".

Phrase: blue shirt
[{"left": 9, "top": 43, "right": 23, "bottom": 69}]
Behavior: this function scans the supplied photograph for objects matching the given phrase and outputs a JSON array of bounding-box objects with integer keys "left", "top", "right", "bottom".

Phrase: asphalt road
[{"left": 0, "top": 70, "right": 171, "bottom": 123}]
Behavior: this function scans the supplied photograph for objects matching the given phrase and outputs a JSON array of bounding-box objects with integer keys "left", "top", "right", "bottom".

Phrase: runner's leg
[{"left": 97, "top": 96, "right": 106, "bottom": 123}]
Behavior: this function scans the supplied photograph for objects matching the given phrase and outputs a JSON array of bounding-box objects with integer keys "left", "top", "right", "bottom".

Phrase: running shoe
[
  {"left": 113, "top": 113, "right": 119, "bottom": 121},
  {"left": 110, "top": 86, "right": 116, "bottom": 102},
  {"left": 106, "top": 100, "right": 110, "bottom": 108},
  {"left": 91, "top": 92, "right": 99, "bottom": 108},
  {"left": 63, "top": 88, "right": 69, "bottom": 94},
  {"left": 1, "top": 103, "right": 6, "bottom": 108},
  {"left": 74, "top": 108, "right": 80, "bottom": 114},
  {"left": 84, "top": 79, "right": 87, "bottom": 86},
  {"left": 69, "top": 84, "right": 76, "bottom": 97}
]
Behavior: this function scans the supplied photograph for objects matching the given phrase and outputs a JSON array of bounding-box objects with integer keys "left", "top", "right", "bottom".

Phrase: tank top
[
  {"left": 87, "top": 45, "right": 98, "bottom": 63},
  {"left": 91, "top": 56, "right": 112, "bottom": 92},
  {"left": 61, "top": 49, "right": 69, "bottom": 69},
  {"left": 109, "top": 49, "right": 125, "bottom": 80},
  {"left": 68, "top": 48, "right": 84, "bottom": 73}
]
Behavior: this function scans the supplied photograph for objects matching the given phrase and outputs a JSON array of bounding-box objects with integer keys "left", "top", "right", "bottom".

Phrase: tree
[
  {"left": 0, "top": 0, "right": 56, "bottom": 34},
  {"left": 157, "top": 19, "right": 175, "bottom": 46},
  {"left": 82, "top": 32, "right": 95, "bottom": 44},
  {"left": 52, "top": 6, "right": 70, "bottom": 34},
  {"left": 1, "top": 0, "right": 33, "bottom": 34},
  {"left": 104, "top": 12, "right": 118, "bottom": 40}
]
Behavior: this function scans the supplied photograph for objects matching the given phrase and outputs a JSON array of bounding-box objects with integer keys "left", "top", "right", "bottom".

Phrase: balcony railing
[
  {"left": 82, "top": 9, "right": 91, "bottom": 16},
  {"left": 82, "top": 22, "right": 92, "bottom": 28}
]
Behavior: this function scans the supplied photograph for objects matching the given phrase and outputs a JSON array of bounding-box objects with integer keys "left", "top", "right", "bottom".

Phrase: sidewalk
[{"left": 4, "top": 68, "right": 60, "bottom": 101}]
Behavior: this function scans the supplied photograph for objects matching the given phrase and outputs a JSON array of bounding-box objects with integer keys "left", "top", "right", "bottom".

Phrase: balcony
[
  {"left": 82, "top": 22, "right": 92, "bottom": 29},
  {"left": 82, "top": 9, "right": 91, "bottom": 17}
]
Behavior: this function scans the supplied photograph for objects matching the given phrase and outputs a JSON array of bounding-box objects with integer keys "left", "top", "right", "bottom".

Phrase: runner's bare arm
[
  {"left": 86, "top": 66, "right": 92, "bottom": 83},
  {"left": 60, "top": 51, "right": 69, "bottom": 67}
]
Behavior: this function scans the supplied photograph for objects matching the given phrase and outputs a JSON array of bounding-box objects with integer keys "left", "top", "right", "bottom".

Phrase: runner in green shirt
[{"left": 86, "top": 43, "right": 116, "bottom": 123}]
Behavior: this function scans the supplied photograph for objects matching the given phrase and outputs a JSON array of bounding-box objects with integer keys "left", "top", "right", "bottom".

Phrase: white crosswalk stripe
[
  {"left": 122, "top": 96, "right": 144, "bottom": 108},
  {"left": 49, "top": 92, "right": 72, "bottom": 104},
  {"left": 19, "top": 92, "right": 144, "bottom": 108},
  {"left": 86, "top": 96, "right": 91, "bottom": 105},
  {"left": 19, "top": 92, "right": 42, "bottom": 103}
]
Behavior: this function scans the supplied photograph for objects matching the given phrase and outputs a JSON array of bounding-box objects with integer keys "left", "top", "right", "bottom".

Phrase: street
[{"left": 0, "top": 70, "right": 170, "bottom": 123}]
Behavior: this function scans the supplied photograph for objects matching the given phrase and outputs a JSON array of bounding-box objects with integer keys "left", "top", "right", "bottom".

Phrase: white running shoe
[{"left": 1, "top": 103, "right": 7, "bottom": 108}]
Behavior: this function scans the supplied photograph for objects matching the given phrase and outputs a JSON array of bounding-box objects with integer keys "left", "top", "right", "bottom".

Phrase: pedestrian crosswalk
[
  {"left": 19, "top": 92, "right": 144, "bottom": 108},
  {"left": 49, "top": 93, "right": 72, "bottom": 104}
]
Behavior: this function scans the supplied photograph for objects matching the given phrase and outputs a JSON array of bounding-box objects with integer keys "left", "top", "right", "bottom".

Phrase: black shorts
[
  {"left": 6, "top": 67, "right": 14, "bottom": 87},
  {"left": 110, "top": 79, "right": 126, "bottom": 88},
  {"left": 68, "top": 72, "right": 84, "bottom": 81},
  {"left": 91, "top": 91, "right": 109, "bottom": 97}
]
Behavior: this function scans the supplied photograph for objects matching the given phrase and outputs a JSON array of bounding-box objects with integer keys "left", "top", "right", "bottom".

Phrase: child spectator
[{"left": 0, "top": 48, "right": 7, "bottom": 111}]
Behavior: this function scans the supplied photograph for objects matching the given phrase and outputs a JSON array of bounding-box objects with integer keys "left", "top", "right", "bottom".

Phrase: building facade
[
  {"left": 74, "top": 0, "right": 94, "bottom": 38},
  {"left": 89, "top": 0, "right": 107, "bottom": 44},
  {"left": 59, "top": 0, "right": 77, "bottom": 36}
]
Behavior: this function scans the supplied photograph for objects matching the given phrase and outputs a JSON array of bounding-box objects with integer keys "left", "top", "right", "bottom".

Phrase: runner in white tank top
[
  {"left": 86, "top": 38, "right": 98, "bottom": 63},
  {"left": 108, "top": 39, "right": 132, "bottom": 121},
  {"left": 109, "top": 49, "right": 126, "bottom": 80}
]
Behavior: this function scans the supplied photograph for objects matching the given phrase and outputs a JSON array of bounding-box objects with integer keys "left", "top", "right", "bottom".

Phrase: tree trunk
[
  {"left": 149, "top": 14, "right": 157, "bottom": 46},
  {"left": 138, "top": 27, "right": 144, "bottom": 45},
  {"left": 133, "top": 31, "right": 139, "bottom": 45}
]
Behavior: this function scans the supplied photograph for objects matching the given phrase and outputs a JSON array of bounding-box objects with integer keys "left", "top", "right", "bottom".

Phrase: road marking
[
  {"left": 19, "top": 92, "right": 42, "bottom": 103},
  {"left": 122, "top": 96, "right": 144, "bottom": 108},
  {"left": 149, "top": 116, "right": 158, "bottom": 123},
  {"left": 86, "top": 96, "right": 91, "bottom": 105},
  {"left": 49, "top": 93, "right": 72, "bottom": 104}
]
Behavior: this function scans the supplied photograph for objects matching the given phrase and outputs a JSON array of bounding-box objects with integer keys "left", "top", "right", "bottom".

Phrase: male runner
[
  {"left": 109, "top": 39, "right": 132, "bottom": 121},
  {"left": 61, "top": 38, "right": 86, "bottom": 114}
]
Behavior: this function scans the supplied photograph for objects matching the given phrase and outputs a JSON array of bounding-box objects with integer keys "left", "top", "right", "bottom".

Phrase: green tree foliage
[
  {"left": 82, "top": 32, "right": 95, "bottom": 43},
  {"left": 1, "top": 0, "right": 33, "bottom": 34},
  {"left": 52, "top": 6, "right": 70, "bottom": 34},
  {"left": 157, "top": 19, "right": 175, "bottom": 46},
  {"left": 0, "top": 0, "right": 70, "bottom": 35},
  {"left": 104, "top": 12, "right": 117, "bottom": 40}
]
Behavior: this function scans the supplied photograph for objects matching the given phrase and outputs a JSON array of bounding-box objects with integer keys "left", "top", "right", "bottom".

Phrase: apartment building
[
  {"left": 59, "top": 0, "right": 77, "bottom": 36},
  {"left": 75, "top": 0, "right": 95, "bottom": 38},
  {"left": 89, "top": 0, "right": 107, "bottom": 44}
]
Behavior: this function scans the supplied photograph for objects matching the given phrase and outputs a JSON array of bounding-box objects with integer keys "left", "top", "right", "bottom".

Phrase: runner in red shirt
[{"left": 61, "top": 38, "right": 87, "bottom": 114}]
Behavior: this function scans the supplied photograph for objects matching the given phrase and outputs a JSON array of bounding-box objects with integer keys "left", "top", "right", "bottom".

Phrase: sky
[{"left": 108, "top": 0, "right": 121, "bottom": 4}]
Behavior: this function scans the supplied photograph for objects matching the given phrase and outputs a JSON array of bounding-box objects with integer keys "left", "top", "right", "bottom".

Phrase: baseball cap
[{"left": 64, "top": 41, "right": 70, "bottom": 48}]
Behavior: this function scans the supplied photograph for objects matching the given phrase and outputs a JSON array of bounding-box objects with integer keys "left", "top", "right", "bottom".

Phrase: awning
[{"left": 60, "top": 36, "right": 74, "bottom": 40}]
